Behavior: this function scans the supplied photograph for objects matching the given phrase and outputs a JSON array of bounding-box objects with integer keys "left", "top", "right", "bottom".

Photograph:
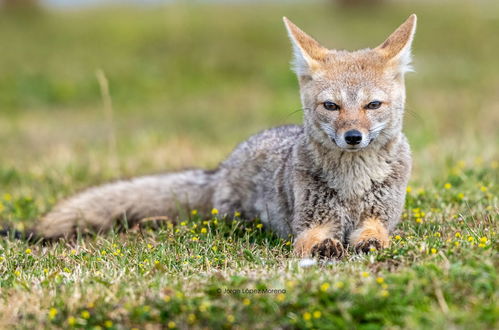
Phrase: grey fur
[{"left": 37, "top": 122, "right": 410, "bottom": 242}]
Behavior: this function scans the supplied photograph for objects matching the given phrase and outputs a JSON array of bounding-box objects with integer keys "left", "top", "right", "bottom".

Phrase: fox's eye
[
  {"left": 366, "top": 101, "right": 382, "bottom": 109},
  {"left": 323, "top": 101, "right": 340, "bottom": 111}
]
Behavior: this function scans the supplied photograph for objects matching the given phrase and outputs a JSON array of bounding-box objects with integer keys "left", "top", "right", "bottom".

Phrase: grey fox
[{"left": 35, "top": 15, "right": 416, "bottom": 259}]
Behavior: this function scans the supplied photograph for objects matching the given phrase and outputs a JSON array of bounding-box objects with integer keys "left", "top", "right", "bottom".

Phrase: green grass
[{"left": 0, "top": 1, "right": 498, "bottom": 329}]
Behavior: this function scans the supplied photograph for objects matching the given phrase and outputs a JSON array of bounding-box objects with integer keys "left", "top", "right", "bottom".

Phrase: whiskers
[
  {"left": 404, "top": 106, "right": 424, "bottom": 123},
  {"left": 369, "top": 122, "right": 386, "bottom": 138},
  {"left": 285, "top": 107, "right": 310, "bottom": 119}
]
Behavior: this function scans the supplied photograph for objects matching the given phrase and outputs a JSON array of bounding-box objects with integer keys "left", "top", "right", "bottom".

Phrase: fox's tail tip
[{"left": 0, "top": 226, "right": 39, "bottom": 242}]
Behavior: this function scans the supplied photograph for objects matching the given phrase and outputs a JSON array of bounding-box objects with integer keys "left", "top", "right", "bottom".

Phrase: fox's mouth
[{"left": 330, "top": 136, "right": 374, "bottom": 152}]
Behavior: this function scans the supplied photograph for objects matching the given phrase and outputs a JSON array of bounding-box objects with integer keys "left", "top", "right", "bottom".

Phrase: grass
[{"left": 0, "top": 1, "right": 498, "bottom": 329}]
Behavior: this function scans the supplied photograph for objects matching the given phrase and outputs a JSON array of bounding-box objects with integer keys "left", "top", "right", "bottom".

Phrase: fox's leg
[
  {"left": 294, "top": 221, "right": 345, "bottom": 259},
  {"left": 291, "top": 171, "right": 347, "bottom": 259},
  {"left": 349, "top": 217, "right": 390, "bottom": 253}
]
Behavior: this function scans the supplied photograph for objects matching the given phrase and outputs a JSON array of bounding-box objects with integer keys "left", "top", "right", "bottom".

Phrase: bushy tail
[{"left": 35, "top": 169, "right": 217, "bottom": 239}]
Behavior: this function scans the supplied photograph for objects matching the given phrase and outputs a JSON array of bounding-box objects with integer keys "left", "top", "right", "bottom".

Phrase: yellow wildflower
[
  {"left": 81, "top": 310, "right": 90, "bottom": 319},
  {"left": 48, "top": 308, "right": 58, "bottom": 320},
  {"left": 226, "top": 314, "right": 235, "bottom": 323},
  {"left": 480, "top": 186, "right": 488, "bottom": 192},
  {"left": 395, "top": 235, "right": 402, "bottom": 240},
  {"left": 320, "top": 282, "right": 330, "bottom": 292},
  {"left": 67, "top": 316, "right": 76, "bottom": 326},
  {"left": 200, "top": 227, "right": 207, "bottom": 234},
  {"left": 256, "top": 224, "right": 263, "bottom": 229},
  {"left": 25, "top": 248, "right": 32, "bottom": 254},
  {"left": 243, "top": 298, "right": 251, "bottom": 306},
  {"left": 457, "top": 193, "right": 465, "bottom": 200},
  {"left": 167, "top": 321, "right": 176, "bottom": 328},
  {"left": 361, "top": 272, "right": 369, "bottom": 278},
  {"left": 14, "top": 270, "right": 21, "bottom": 277},
  {"left": 376, "top": 277, "right": 384, "bottom": 284},
  {"left": 192, "top": 236, "right": 199, "bottom": 242},
  {"left": 313, "top": 311, "right": 322, "bottom": 319},
  {"left": 416, "top": 218, "right": 423, "bottom": 223},
  {"left": 444, "top": 183, "right": 452, "bottom": 190},
  {"left": 191, "top": 209, "right": 198, "bottom": 216},
  {"left": 380, "top": 290, "right": 389, "bottom": 297},
  {"left": 187, "top": 313, "right": 196, "bottom": 323},
  {"left": 199, "top": 301, "right": 210, "bottom": 312},
  {"left": 335, "top": 281, "right": 345, "bottom": 289},
  {"left": 303, "top": 312, "right": 312, "bottom": 321},
  {"left": 234, "top": 211, "right": 241, "bottom": 217},
  {"left": 431, "top": 248, "right": 437, "bottom": 254},
  {"left": 455, "top": 232, "right": 461, "bottom": 238},
  {"left": 276, "top": 293, "right": 285, "bottom": 302},
  {"left": 104, "top": 320, "right": 113, "bottom": 328},
  {"left": 3, "top": 193, "right": 12, "bottom": 201},
  {"left": 467, "top": 236, "right": 474, "bottom": 242},
  {"left": 180, "top": 221, "right": 187, "bottom": 226},
  {"left": 478, "top": 243, "right": 486, "bottom": 248},
  {"left": 480, "top": 237, "right": 488, "bottom": 243},
  {"left": 406, "top": 186, "right": 412, "bottom": 193},
  {"left": 211, "top": 208, "right": 219, "bottom": 215}
]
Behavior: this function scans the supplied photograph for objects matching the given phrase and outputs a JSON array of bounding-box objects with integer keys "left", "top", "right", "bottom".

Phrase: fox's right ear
[{"left": 283, "top": 17, "right": 328, "bottom": 77}]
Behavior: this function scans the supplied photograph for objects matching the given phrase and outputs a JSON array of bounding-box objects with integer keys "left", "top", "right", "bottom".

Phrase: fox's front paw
[
  {"left": 311, "top": 238, "right": 345, "bottom": 259},
  {"left": 293, "top": 222, "right": 342, "bottom": 259},
  {"left": 354, "top": 238, "right": 384, "bottom": 253},
  {"left": 350, "top": 217, "right": 389, "bottom": 254}
]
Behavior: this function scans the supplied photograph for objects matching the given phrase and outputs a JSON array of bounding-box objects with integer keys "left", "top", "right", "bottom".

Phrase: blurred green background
[{"left": 0, "top": 0, "right": 498, "bottom": 203}]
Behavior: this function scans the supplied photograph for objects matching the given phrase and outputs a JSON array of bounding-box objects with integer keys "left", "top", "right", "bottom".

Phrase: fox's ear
[
  {"left": 375, "top": 14, "right": 417, "bottom": 74},
  {"left": 283, "top": 17, "right": 328, "bottom": 77}
]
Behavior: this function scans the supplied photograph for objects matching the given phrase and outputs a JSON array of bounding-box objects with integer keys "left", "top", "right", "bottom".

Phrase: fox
[{"left": 31, "top": 14, "right": 416, "bottom": 259}]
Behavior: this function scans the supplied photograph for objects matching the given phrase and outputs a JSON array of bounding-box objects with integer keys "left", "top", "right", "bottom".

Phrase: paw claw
[
  {"left": 311, "top": 238, "right": 345, "bottom": 260},
  {"left": 355, "top": 238, "right": 382, "bottom": 254}
]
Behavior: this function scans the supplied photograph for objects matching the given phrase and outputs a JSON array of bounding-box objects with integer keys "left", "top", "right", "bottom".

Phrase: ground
[{"left": 0, "top": 1, "right": 498, "bottom": 329}]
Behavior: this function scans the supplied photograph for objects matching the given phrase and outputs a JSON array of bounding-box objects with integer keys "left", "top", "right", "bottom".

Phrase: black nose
[{"left": 344, "top": 130, "right": 363, "bottom": 145}]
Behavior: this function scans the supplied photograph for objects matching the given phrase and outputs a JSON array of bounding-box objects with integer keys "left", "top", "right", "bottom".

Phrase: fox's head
[{"left": 284, "top": 15, "right": 417, "bottom": 152}]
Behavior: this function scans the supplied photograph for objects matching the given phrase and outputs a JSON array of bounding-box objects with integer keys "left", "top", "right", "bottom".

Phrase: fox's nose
[{"left": 344, "top": 130, "right": 363, "bottom": 145}]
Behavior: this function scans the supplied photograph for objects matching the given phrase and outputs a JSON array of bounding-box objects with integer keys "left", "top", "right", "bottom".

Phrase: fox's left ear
[{"left": 375, "top": 14, "right": 417, "bottom": 75}]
